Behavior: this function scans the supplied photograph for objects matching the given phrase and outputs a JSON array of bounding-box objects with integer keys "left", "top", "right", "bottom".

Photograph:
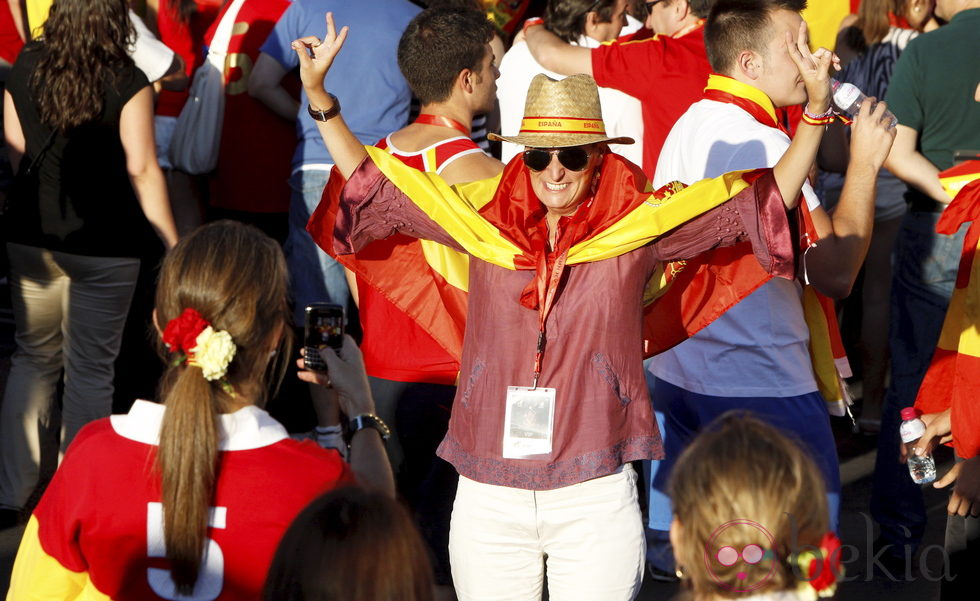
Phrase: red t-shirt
[
  {"left": 156, "top": 0, "right": 223, "bottom": 117},
  {"left": 0, "top": 1, "right": 24, "bottom": 65},
  {"left": 204, "top": 0, "right": 295, "bottom": 212},
  {"left": 10, "top": 405, "right": 352, "bottom": 600},
  {"left": 591, "top": 24, "right": 711, "bottom": 176},
  {"left": 356, "top": 134, "right": 483, "bottom": 385}
]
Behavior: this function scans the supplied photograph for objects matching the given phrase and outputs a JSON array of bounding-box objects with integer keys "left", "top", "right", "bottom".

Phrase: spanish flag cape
[
  {"left": 308, "top": 131, "right": 849, "bottom": 411},
  {"left": 309, "top": 146, "right": 762, "bottom": 351},
  {"left": 914, "top": 179, "right": 980, "bottom": 458}
]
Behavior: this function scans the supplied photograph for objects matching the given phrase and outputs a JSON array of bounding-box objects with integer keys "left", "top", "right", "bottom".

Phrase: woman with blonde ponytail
[{"left": 7, "top": 220, "right": 394, "bottom": 601}]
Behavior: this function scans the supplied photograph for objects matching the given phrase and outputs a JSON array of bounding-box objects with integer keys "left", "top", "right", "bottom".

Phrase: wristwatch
[
  {"left": 308, "top": 93, "right": 341, "bottom": 122},
  {"left": 349, "top": 413, "right": 391, "bottom": 441}
]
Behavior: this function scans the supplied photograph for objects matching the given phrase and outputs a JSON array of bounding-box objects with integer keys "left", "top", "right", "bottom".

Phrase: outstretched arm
[
  {"left": 292, "top": 12, "right": 368, "bottom": 178},
  {"left": 524, "top": 23, "right": 593, "bottom": 76}
]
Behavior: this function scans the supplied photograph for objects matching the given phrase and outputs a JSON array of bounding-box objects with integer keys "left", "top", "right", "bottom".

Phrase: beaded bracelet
[{"left": 801, "top": 103, "right": 835, "bottom": 126}]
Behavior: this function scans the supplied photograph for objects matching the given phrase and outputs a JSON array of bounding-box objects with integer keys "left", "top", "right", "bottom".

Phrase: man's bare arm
[
  {"left": 524, "top": 25, "right": 593, "bottom": 76},
  {"left": 884, "top": 124, "right": 951, "bottom": 204},
  {"left": 806, "top": 101, "right": 896, "bottom": 298},
  {"left": 439, "top": 153, "right": 504, "bottom": 186},
  {"left": 248, "top": 53, "right": 299, "bottom": 122}
]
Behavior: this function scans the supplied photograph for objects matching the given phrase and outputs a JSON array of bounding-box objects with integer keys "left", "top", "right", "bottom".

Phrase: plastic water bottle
[
  {"left": 831, "top": 79, "right": 898, "bottom": 130},
  {"left": 899, "top": 407, "right": 937, "bottom": 484}
]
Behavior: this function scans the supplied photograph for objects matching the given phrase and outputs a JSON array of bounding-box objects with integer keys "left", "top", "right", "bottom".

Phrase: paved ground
[{"left": 0, "top": 279, "right": 955, "bottom": 599}]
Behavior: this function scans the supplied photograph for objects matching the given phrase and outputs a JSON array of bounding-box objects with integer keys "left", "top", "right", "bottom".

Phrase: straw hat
[{"left": 488, "top": 73, "right": 635, "bottom": 149}]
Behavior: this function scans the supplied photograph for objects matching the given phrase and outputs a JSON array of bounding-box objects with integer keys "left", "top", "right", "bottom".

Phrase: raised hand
[
  {"left": 291, "top": 12, "right": 349, "bottom": 104},
  {"left": 785, "top": 20, "right": 839, "bottom": 114}
]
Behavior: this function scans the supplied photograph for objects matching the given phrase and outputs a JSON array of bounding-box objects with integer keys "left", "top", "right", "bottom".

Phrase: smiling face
[
  {"left": 753, "top": 9, "right": 808, "bottom": 108},
  {"left": 527, "top": 145, "right": 603, "bottom": 218}
]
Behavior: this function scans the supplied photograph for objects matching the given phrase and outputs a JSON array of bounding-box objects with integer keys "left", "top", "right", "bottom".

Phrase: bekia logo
[
  {"left": 704, "top": 519, "right": 777, "bottom": 592},
  {"left": 703, "top": 512, "right": 955, "bottom": 593}
]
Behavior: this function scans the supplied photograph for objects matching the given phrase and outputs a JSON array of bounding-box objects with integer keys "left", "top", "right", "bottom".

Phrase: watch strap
[
  {"left": 349, "top": 413, "right": 391, "bottom": 441},
  {"left": 308, "top": 93, "right": 341, "bottom": 122}
]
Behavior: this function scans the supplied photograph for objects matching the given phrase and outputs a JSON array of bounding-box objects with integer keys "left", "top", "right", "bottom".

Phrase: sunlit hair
[
  {"left": 705, "top": 0, "right": 808, "bottom": 74},
  {"left": 155, "top": 221, "right": 292, "bottom": 594},
  {"left": 31, "top": 0, "right": 135, "bottom": 133},
  {"left": 669, "top": 412, "right": 828, "bottom": 599},
  {"left": 842, "top": 0, "right": 916, "bottom": 54},
  {"left": 633, "top": 0, "right": 716, "bottom": 20},
  {"left": 545, "top": 0, "right": 619, "bottom": 43},
  {"left": 398, "top": 6, "right": 495, "bottom": 105},
  {"left": 264, "top": 487, "right": 435, "bottom": 601}
]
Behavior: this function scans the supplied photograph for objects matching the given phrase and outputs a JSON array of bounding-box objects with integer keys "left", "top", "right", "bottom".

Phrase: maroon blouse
[{"left": 335, "top": 159, "right": 795, "bottom": 489}]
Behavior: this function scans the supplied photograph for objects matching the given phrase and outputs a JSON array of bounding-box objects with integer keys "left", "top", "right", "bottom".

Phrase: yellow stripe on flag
[
  {"left": 802, "top": 287, "right": 846, "bottom": 413},
  {"left": 567, "top": 170, "right": 754, "bottom": 263},
  {"left": 945, "top": 234, "right": 980, "bottom": 357},
  {"left": 964, "top": 236, "right": 980, "bottom": 357},
  {"left": 7, "top": 515, "right": 113, "bottom": 601},
  {"left": 420, "top": 240, "right": 470, "bottom": 290},
  {"left": 941, "top": 173, "right": 980, "bottom": 200},
  {"left": 366, "top": 146, "right": 522, "bottom": 269}
]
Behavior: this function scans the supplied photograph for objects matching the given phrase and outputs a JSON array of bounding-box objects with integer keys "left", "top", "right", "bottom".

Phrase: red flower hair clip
[
  {"left": 162, "top": 308, "right": 237, "bottom": 391},
  {"left": 793, "top": 532, "right": 843, "bottom": 600},
  {"left": 162, "top": 308, "right": 210, "bottom": 356}
]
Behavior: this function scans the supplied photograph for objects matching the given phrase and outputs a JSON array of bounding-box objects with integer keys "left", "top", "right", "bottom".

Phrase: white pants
[
  {"left": 0, "top": 244, "right": 139, "bottom": 508},
  {"left": 449, "top": 465, "right": 645, "bottom": 601}
]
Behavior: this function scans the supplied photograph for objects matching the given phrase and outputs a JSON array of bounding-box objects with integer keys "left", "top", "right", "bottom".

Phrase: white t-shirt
[
  {"left": 496, "top": 36, "right": 643, "bottom": 166},
  {"left": 649, "top": 98, "right": 821, "bottom": 397},
  {"left": 128, "top": 10, "right": 176, "bottom": 83}
]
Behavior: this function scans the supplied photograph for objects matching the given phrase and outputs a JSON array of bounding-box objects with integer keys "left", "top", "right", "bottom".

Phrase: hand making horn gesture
[
  {"left": 291, "top": 12, "right": 349, "bottom": 104},
  {"left": 288, "top": 11, "right": 368, "bottom": 179},
  {"left": 785, "top": 20, "right": 840, "bottom": 115}
]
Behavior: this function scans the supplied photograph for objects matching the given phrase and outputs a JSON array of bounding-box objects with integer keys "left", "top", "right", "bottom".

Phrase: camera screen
[{"left": 305, "top": 305, "right": 344, "bottom": 352}]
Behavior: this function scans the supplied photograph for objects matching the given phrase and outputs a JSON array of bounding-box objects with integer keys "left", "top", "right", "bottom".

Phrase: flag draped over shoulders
[
  {"left": 915, "top": 179, "right": 980, "bottom": 459},
  {"left": 307, "top": 145, "right": 772, "bottom": 365}
]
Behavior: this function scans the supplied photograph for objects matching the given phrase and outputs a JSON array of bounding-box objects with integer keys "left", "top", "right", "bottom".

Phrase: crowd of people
[{"left": 0, "top": 0, "right": 978, "bottom": 600}]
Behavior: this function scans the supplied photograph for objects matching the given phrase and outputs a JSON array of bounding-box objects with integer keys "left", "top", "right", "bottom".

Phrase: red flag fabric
[{"left": 915, "top": 179, "right": 980, "bottom": 458}]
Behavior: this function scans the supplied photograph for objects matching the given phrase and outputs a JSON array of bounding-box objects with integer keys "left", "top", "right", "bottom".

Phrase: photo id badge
[{"left": 502, "top": 386, "right": 556, "bottom": 458}]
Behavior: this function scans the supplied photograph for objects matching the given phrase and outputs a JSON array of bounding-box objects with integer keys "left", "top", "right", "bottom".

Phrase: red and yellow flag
[
  {"left": 308, "top": 147, "right": 851, "bottom": 409},
  {"left": 308, "top": 147, "right": 767, "bottom": 360},
  {"left": 915, "top": 179, "right": 980, "bottom": 459}
]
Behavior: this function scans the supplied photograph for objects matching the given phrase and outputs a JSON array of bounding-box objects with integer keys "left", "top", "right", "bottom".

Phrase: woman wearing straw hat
[{"left": 291, "top": 13, "right": 836, "bottom": 600}]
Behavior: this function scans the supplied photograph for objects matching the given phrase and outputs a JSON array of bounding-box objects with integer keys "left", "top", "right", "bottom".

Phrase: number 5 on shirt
[{"left": 146, "top": 502, "right": 227, "bottom": 601}]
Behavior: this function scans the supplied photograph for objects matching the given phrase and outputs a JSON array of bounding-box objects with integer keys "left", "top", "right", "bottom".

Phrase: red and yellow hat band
[{"left": 519, "top": 116, "right": 607, "bottom": 136}]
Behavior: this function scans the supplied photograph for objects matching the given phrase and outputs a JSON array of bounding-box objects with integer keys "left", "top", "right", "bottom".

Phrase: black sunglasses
[{"left": 522, "top": 147, "right": 592, "bottom": 172}]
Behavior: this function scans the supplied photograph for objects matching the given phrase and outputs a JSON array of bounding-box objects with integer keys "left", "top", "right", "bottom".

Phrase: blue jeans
[
  {"left": 285, "top": 169, "right": 350, "bottom": 325},
  {"left": 647, "top": 378, "right": 841, "bottom": 532},
  {"left": 871, "top": 210, "right": 967, "bottom": 552},
  {"left": 642, "top": 360, "right": 675, "bottom": 572}
]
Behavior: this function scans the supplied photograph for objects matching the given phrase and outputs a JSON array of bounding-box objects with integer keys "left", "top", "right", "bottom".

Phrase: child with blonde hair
[{"left": 669, "top": 412, "right": 843, "bottom": 600}]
